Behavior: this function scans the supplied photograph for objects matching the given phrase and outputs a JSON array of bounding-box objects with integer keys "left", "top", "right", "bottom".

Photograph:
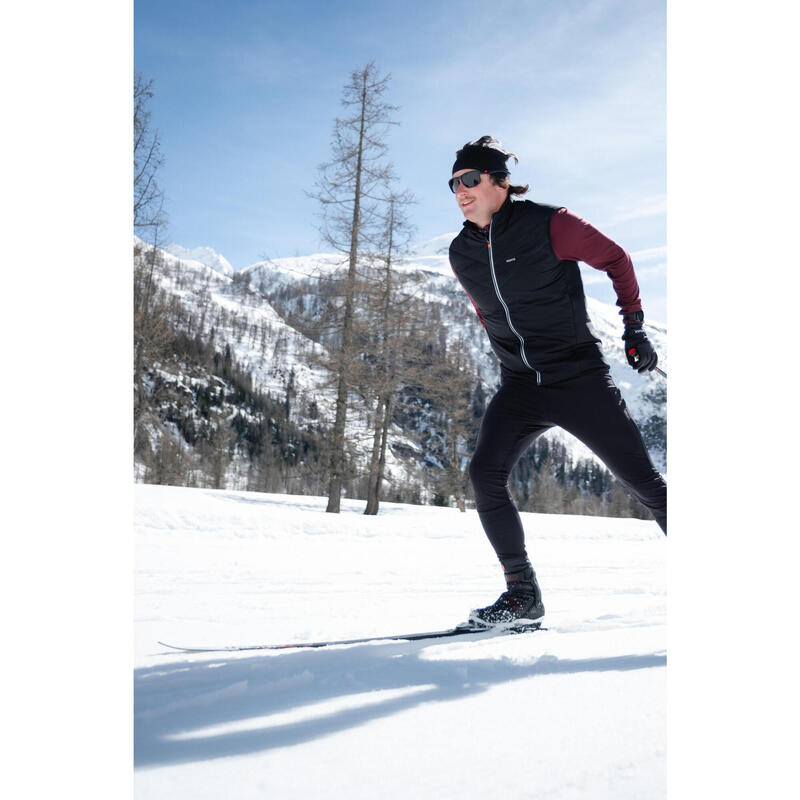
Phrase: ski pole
[{"left": 654, "top": 366, "right": 667, "bottom": 379}]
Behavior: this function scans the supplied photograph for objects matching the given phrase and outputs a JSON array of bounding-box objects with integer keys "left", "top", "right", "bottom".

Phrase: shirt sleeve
[{"left": 549, "top": 207, "right": 642, "bottom": 316}]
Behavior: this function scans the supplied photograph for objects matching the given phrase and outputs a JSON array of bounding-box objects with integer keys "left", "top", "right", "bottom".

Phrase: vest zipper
[{"left": 487, "top": 220, "right": 542, "bottom": 384}]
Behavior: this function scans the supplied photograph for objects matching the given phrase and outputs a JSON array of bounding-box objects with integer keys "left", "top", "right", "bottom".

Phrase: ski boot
[{"left": 469, "top": 566, "right": 545, "bottom": 628}]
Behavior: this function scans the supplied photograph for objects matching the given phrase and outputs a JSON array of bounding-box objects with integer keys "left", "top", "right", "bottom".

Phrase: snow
[
  {"left": 164, "top": 244, "right": 235, "bottom": 277},
  {"left": 135, "top": 483, "right": 666, "bottom": 799}
]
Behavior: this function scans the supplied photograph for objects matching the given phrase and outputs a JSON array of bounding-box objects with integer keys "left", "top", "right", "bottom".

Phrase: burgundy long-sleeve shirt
[{"left": 549, "top": 207, "right": 642, "bottom": 317}]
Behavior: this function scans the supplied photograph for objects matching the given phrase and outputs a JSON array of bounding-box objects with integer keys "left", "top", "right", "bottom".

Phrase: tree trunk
[
  {"left": 325, "top": 71, "right": 368, "bottom": 513},
  {"left": 364, "top": 394, "right": 392, "bottom": 514},
  {"left": 364, "top": 396, "right": 385, "bottom": 515}
]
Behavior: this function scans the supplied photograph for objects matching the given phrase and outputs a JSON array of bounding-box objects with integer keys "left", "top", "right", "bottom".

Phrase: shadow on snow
[{"left": 135, "top": 639, "right": 665, "bottom": 769}]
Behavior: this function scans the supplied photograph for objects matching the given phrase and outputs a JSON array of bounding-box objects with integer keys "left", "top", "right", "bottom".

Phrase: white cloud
[
  {"left": 580, "top": 250, "right": 666, "bottom": 285},
  {"left": 633, "top": 262, "right": 667, "bottom": 280},
  {"left": 599, "top": 195, "right": 667, "bottom": 228},
  {"left": 631, "top": 245, "right": 667, "bottom": 262}
]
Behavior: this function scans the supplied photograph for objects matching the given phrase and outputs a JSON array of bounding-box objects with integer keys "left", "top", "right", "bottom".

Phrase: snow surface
[{"left": 135, "top": 484, "right": 666, "bottom": 799}]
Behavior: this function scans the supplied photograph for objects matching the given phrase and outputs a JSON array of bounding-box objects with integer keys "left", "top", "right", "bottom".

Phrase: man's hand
[{"left": 622, "top": 327, "right": 658, "bottom": 373}]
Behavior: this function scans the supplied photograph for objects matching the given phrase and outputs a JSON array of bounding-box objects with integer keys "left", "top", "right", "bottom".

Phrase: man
[{"left": 447, "top": 136, "right": 667, "bottom": 628}]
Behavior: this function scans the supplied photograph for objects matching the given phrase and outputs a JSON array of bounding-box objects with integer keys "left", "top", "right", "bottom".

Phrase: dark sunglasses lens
[
  {"left": 462, "top": 171, "right": 482, "bottom": 188},
  {"left": 449, "top": 171, "right": 482, "bottom": 193}
]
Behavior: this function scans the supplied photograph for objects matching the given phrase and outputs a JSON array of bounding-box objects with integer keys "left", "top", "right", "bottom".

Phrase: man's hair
[
  {"left": 462, "top": 135, "right": 529, "bottom": 197},
  {"left": 490, "top": 172, "right": 529, "bottom": 198}
]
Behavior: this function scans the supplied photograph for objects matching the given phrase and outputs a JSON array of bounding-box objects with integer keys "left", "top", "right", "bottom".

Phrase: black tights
[{"left": 469, "top": 368, "right": 667, "bottom": 568}]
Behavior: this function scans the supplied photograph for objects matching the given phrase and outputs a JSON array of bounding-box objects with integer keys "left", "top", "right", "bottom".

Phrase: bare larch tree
[
  {"left": 134, "top": 72, "right": 166, "bottom": 237},
  {"left": 311, "top": 62, "right": 398, "bottom": 513},
  {"left": 362, "top": 192, "right": 419, "bottom": 514}
]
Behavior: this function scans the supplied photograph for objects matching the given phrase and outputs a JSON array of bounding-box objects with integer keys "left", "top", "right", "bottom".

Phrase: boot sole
[{"left": 467, "top": 613, "right": 545, "bottom": 631}]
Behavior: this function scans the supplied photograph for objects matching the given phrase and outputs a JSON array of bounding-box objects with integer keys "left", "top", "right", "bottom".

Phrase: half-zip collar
[{"left": 462, "top": 196, "right": 515, "bottom": 240}]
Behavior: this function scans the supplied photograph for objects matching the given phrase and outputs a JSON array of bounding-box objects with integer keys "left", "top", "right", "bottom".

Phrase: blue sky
[{"left": 135, "top": 0, "right": 666, "bottom": 319}]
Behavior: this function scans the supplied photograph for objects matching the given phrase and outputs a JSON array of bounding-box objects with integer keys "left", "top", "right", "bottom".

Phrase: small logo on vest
[{"left": 505, "top": 257, "right": 516, "bottom": 263}]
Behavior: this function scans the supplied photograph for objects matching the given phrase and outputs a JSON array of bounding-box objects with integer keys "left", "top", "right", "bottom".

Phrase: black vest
[{"left": 449, "top": 198, "right": 607, "bottom": 385}]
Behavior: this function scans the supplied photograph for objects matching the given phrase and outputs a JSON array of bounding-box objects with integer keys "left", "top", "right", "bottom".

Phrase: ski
[{"left": 158, "top": 621, "right": 543, "bottom": 653}]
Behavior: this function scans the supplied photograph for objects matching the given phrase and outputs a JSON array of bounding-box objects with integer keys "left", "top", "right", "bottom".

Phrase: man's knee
[
  {"left": 469, "top": 450, "right": 497, "bottom": 487},
  {"left": 468, "top": 451, "right": 508, "bottom": 505}
]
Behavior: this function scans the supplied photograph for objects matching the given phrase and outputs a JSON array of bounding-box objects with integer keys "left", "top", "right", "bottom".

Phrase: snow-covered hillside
[
  {"left": 135, "top": 232, "right": 666, "bottom": 492},
  {"left": 242, "top": 238, "right": 667, "bottom": 470},
  {"left": 135, "top": 483, "right": 666, "bottom": 799},
  {"left": 137, "top": 236, "right": 330, "bottom": 406},
  {"left": 236, "top": 239, "right": 667, "bottom": 396},
  {"left": 164, "top": 243, "right": 235, "bottom": 277}
]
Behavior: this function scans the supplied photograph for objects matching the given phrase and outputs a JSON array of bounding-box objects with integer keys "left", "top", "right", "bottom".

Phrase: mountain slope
[
  {"left": 164, "top": 243, "right": 235, "bottom": 277},
  {"left": 243, "top": 242, "right": 667, "bottom": 471},
  {"left": 134, "top": 235, "right": 666, "bottom": 503}
]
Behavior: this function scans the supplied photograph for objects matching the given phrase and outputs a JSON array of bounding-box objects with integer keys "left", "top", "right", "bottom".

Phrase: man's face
[{"left": 452, "top": 169, "right": 508, "bottom": 227}]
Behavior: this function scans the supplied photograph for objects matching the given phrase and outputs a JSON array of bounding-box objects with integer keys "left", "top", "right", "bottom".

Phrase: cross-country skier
[{"left": 447, "top": 136, "right": 667, "bottom": 628}]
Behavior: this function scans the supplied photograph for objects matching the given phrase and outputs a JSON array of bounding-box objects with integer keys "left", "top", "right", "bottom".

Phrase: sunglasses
[{"left": 448, "top": 169, "right": 508, "bottom": 193}]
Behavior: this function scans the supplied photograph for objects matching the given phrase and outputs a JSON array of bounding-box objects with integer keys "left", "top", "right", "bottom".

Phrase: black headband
[{"left": 452, "top": 144, "right": 510, "bottom": 175}]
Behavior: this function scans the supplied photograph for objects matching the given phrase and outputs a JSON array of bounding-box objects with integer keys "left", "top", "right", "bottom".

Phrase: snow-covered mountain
[
  {"left": 240, "top": 245, "right": 667, "bottom": 403},
  {"left": 137, "top": 236, "right": 329, "bottom": 404},
  {"left": 242, "top": 237, "right": 667, "bottom": 471},
  {"left": 163, "top": 243, "right": 235, "bottom": 277},
  {"left": 134, "top": 234, "right": 666, "bottom": 492}
]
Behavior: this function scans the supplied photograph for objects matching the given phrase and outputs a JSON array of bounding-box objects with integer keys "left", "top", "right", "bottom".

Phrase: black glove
[{"left": 622, "top": 317, "right": 658, "bottom": 373}]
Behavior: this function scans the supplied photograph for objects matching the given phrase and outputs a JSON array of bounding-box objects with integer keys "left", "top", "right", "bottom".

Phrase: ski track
[{"left": 135, "top": 483, "right": 666, "bottom": 799}]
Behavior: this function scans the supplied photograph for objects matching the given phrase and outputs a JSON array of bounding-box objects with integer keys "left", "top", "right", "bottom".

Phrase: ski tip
[{"left": 157, "top": 641, "right": 206, "bottom": 652}]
